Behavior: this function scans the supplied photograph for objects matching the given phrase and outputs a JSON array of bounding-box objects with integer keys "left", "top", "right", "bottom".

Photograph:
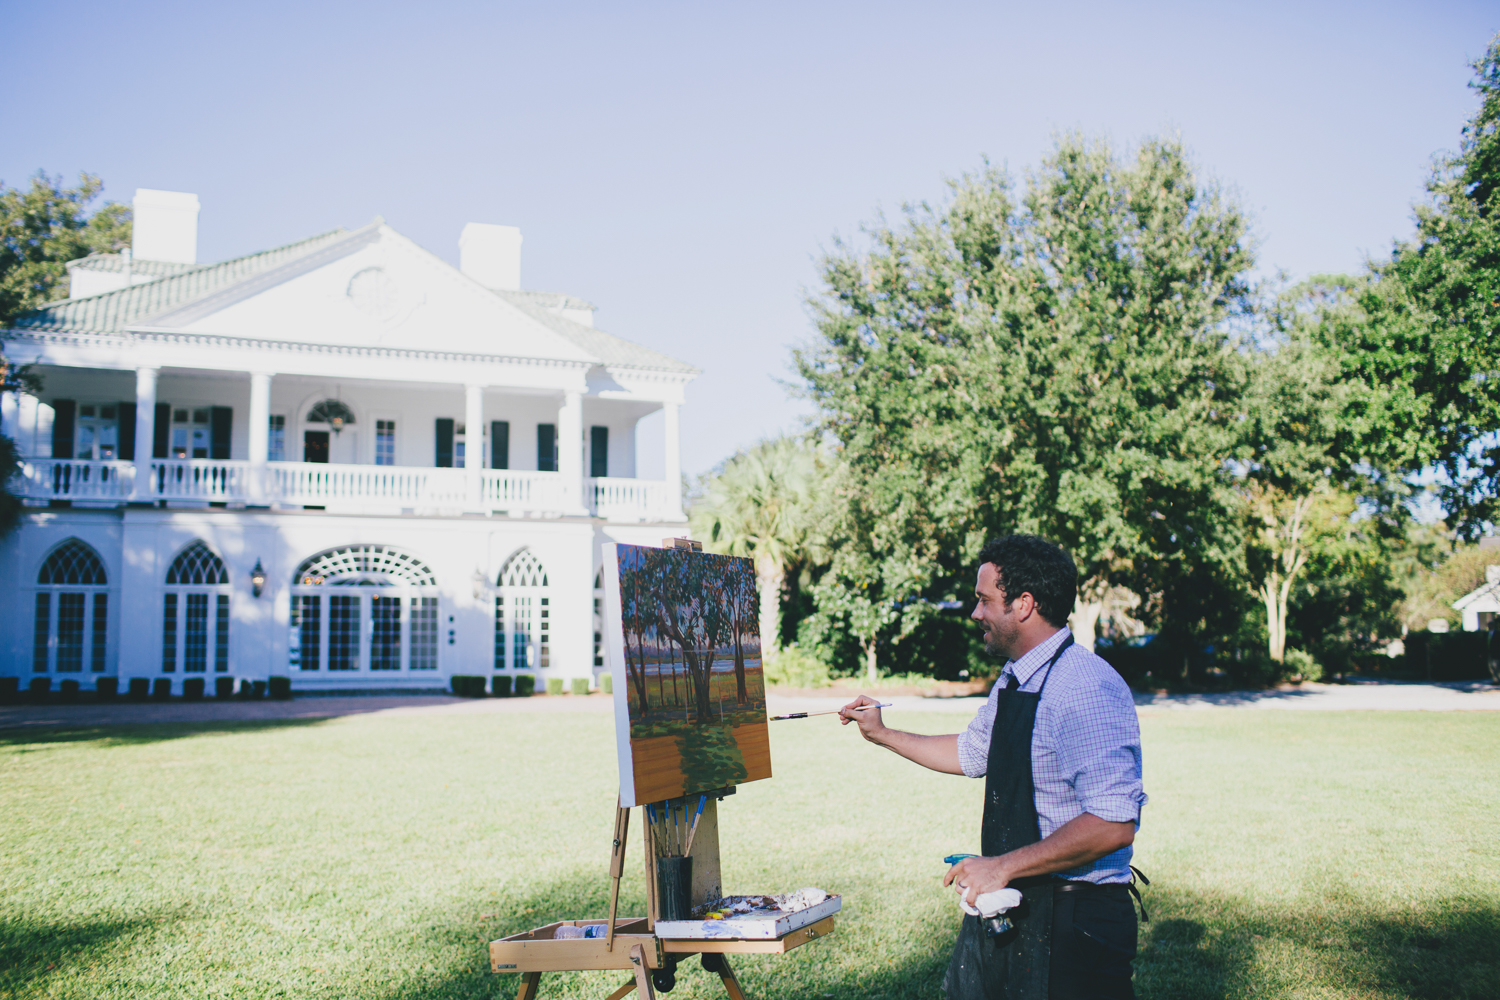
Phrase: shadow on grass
[
  {"left": 0, "top": 716, "right": 335, "bottom": 750},
  {"left": 1138, "top": 885, "right": 1500, "bottom": 1000},
  {"left": 0, "top": 913, "right": 160, "bottom": 995}
]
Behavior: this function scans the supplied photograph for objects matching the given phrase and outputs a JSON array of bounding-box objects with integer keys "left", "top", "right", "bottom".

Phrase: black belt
[{"left": 1053, "top": 866, "right": 1150, "bottom": 922}]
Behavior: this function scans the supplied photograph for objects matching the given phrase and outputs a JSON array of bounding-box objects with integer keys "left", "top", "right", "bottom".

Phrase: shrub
[
  {"left": 182, "top": 678, "right": 205, "bottom": 699},
  {"left": 764, "top": 645, "right": 832, "bottom": 688},
  {"left": 1284, "top": 648, "right": 1323, "bottom": 683},
  {"left": 268, "top": 676, "right": 292, "bottom": 700},
  {"left": 30, "top": 677, "right": 51, "bottom": 697},
  {"left": 128, "top": 678, "right": 150, "bottom": 700},
  {"left": 514, "top": 674, "right": 535, "bottom": 697},
  {"left": 601, "top": 673, "right": 613, "bottom": 695},
  {"left": 152, "top": 679, "right": 172, "bottom": 699},
  {"left": 0, "top": 677, "right": 18, "bottom": 703},
  {"left": 492, "top": 675, "right": 512, "bottom": 698},
  {"left": 450, "top": 675, "right": 486, "bottom": 698},
  {"left": 1405, "top": 630, "right": 1491, "bottom": 681},
  {"left": 251, "top": 680, "right": 268, "bottom": 699},
  {"left": 60, "top": 679, "right": 80, "bottom": 699},
  {"left": 571, "top": 677, "right": 590, "bottom": 696},
  {"left": 546, "top": 677, "right": 564, "bottom": 696},
  {"left": 96, "top": 677, "right": 118, "bottom": 698}
]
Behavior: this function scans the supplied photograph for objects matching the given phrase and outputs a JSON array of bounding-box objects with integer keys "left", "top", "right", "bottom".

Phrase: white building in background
[
  {"left": 1454, "top": 566, "right": 1500, "bottom": 632},
  {"left": 0, "top": 189, "right": 696, "bottom": 693}
]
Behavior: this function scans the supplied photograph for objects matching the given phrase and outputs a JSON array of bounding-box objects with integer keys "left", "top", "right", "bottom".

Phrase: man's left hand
[{"left": 943, "top": 855, "right": 1013, "bottom": 907}]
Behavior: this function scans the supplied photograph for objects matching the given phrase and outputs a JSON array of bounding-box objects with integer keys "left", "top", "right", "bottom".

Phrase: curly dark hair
[{"left": 976, "top": 535, "right": 1077, "bottom": 628}]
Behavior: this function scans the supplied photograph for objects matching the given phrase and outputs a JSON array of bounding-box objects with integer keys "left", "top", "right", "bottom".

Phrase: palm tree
[{"left": 690, "top": 437, "right": 823, "bottom": 663}]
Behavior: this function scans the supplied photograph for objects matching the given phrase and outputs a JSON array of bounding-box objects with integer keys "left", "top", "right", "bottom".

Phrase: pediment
[{"left": 132, "top": 225, "right": 596, "bottom": 362}]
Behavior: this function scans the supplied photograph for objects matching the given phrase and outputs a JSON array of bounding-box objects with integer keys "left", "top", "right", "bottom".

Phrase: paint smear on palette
[{"left": 602, "top": 544, "right": 771, "bottom": 806}]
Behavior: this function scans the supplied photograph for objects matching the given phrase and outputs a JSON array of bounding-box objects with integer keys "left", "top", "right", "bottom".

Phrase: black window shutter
[
  {"left": 435, "top": 418, "right": 454, "bottom": 468},
  {"left": 210, "top": 406, "right": 233, "bottom": 460},
  {"left": 590, "top": 426, "right": 609, "bottom": 478},
  {"left": 537, "top": 423, "right": 556, "bottom": 472},
  {"left": 490, "top": 420, "right": 509, "bottom": 470},
  {"left": 118, "top": 402, "right": 137, "bottom": 461},
  {"left": 153, "top": 403, "right": 171, "bottom": 458},
  {"left": 51, "top": 400, "right": 76, "bottom": 459}
]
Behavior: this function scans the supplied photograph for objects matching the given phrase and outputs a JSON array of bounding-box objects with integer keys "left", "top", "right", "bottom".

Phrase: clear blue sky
[{"left": 2, "top": 1, "right": 1495, "bottom": 477}]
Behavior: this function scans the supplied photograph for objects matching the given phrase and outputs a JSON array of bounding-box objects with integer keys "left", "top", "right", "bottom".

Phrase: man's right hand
[{"left": 839, "top": 694, "right": 887, "bottom": 743}]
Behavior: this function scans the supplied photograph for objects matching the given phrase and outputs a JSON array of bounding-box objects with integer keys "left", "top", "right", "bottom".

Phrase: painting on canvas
[{"left": 603, "top": 543, "right": 771, "bottom": 806}]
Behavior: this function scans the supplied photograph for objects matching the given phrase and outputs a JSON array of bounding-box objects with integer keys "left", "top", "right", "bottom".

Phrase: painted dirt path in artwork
[{"left": 631, "top": 722, "right": 772, "bottom": 802}]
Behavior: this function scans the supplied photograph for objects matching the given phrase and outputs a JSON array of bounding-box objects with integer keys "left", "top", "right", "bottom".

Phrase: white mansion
[{"left": 0, "top": 189, "right": 695, "bottom": 692}]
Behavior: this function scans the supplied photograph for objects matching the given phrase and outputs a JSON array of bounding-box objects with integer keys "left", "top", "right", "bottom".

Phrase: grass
[{"left": 1, "top": 709, "right": 1497, "bottom": 999}]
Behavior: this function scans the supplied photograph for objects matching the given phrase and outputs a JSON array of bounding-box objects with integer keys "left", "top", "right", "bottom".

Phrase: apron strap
[{"left": 1128, "top": 865, "right": 1151, "bottom": 923}]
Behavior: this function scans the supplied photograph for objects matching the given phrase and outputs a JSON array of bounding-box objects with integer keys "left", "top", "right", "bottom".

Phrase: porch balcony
[{"left": 14, "top": 458, "right": 681, "bottom": 521}]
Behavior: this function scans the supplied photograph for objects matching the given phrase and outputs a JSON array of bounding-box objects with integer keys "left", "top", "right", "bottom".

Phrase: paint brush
[
  {"left": 647, "top": 803, "right": 659, "bottom": 856},
  {"left": 771, "top": 703, "right": 892, "bottom": 721},
  {"left": 683, "top": 795, "right": 706, "bottom": 856}
]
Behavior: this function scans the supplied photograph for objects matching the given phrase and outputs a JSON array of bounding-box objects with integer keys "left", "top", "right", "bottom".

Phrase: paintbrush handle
[{"left": 770, "top": 703, "right": 893, "bottom": 721}]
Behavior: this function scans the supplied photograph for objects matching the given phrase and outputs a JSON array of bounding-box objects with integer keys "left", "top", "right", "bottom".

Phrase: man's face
[{"left": 972, "top": 563, "right": 1025, "bottom": 660}]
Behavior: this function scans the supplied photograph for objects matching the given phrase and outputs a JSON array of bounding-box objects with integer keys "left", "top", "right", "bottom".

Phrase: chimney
[
  {"left": 459, "top": 223, "right": 522, "bottom": 290},
  {"left": 132, "top": 189, "right": 200, "bottom": 263}
]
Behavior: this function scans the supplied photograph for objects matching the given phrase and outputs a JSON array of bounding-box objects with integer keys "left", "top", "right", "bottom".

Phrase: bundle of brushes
[{"left": 648, "top": 794, "right": 707, "bottom": 858}]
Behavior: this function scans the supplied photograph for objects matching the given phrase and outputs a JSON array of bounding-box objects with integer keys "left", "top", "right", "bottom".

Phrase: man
[{"left": 840, "top": 535, "right": 1146, "bottom": 999}]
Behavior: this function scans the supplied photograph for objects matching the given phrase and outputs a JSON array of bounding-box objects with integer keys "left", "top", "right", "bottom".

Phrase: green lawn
[{"left": 2, "top": 708, "right": 1496, "bottom": 999}]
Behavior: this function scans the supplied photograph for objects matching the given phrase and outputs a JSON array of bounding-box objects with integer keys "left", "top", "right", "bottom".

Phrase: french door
[{"left": 290, "top": 587, "right": 438, "bottom": 673}]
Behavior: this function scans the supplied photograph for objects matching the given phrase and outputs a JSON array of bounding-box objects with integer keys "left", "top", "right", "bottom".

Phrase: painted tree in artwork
[
  {"left": 618, "top": 550, "right": 650, "bottom": 713},
  {"left": 725, "top": 560, "right": 758, "bottom": 703}
]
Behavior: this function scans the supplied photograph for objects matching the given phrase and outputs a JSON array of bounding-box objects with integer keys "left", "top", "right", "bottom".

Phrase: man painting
[{"left": 840, "top": 535, "right": 1147, "bottom": 999}]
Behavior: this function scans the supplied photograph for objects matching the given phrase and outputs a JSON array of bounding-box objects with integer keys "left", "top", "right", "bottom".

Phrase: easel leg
[
  {"left": 515, "top": 971, "right": 542, "bottom": 1000},
  {"left": 630, "top": 943, "right": 657, "bottom": 999},
  {"left": 603, "top": 980, "right": 638, "bottom": 1000},
  {"left": 715, "top": 954, "right": 747, "bottom": 1000}
]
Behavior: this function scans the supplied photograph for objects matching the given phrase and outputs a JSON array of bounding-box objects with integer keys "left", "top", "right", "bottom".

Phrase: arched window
[
  {"left": 35, "top": 539, "right": 109, "bottom": 674},
  {"left": 306, "top": 400, "right": 356, "bottom": 428},
  {"left": 289, "top": 545, "right": 438, "bottom": 674},
  {"left": 495, "top": 549, "right": 549, "bottom": 671},
  {"left": 162, "top": 540, "right": 231, "bottom": 675}
]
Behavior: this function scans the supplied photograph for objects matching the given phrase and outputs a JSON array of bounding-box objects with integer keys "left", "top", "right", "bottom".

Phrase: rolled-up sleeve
[
  {"left": 1050, "top": 677, "right": 1146, "bottom": 825},
  {"left": 956, "top": 690, "right": 997, "bottom": 778}
]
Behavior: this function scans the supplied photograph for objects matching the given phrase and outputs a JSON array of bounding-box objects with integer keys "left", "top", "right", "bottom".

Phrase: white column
[
  {"left": 465, "top": 384, "right": 484, "bottom": 509},
  {"left": 663, "top": 401, "right": 683, "bottom": 520},
  {"left": 130, "top": 367, "right": 158, "bottom": 502},
  {"left": 558, "top": 389, "right": 585, "bottom": 514},
  {"left": 248, "top": 372, "right": 272, "bottom": 504}
]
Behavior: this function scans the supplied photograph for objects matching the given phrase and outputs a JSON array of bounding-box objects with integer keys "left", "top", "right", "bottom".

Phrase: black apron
[{"left": 943, "top": 636, "right": 1072, "bottom": 1000}]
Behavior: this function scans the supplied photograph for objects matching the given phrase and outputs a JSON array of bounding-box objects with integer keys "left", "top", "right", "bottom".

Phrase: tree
[
  {"left": 796, "top": 136, "right": 1254, "bottom": 656},
  {"left": 0, "top": 173, "right": 130, "bottom": 536},
  {"left": 1, "top": 172, "right": 131, "bottom": 325},
  {"left": 1321, "top": 36, "right": 1500, "bottom": 536},
  {"left": 690, "top": 436, "right": 824, "bottom": 662}
]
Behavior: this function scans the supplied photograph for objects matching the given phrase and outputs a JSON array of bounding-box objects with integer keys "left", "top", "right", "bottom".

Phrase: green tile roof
[
  {"left": 64, "top": 254, "right": 197, "bottom": 278},
  {"left": 495, "top": 290, "right": 698, "bottom": 374},
  {"left": 14, "top": 228, "right": 353, "bottom": 334}
]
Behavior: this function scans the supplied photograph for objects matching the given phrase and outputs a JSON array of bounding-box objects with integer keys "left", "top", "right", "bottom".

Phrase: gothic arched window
[
  {"left": 495, "top": 549, "right": 549, "bottom": 671},
  {"left": 34, "top": 539, "right": 109, "bottom": 674},
  {"left": 162, "top": 540, "right": 231, "bottom": 675}
]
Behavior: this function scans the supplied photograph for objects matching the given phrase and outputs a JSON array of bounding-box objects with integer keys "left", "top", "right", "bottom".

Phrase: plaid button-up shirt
[{"left": 955, "top": 627, "right": 1147, "bottom": 884}]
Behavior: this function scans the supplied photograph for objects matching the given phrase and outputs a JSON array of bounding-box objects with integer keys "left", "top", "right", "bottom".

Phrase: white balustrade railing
[
  {"left": 587, "top": 477, "right": 674, "bottom": 521},
  {"left": 151, "top": 460, "right": 250, "bottom": 501},
  {"left": 479, "top": 470, "right": 567, "bottom": 512},
  {"left": 16, "top": 459, "right": 135, "bottom": 501},
  {"left": 14, "top": 459, "right": 680, "bottom": 520},
  {"left": 270, "top": 462, "right": 468, "bottom": 509}
]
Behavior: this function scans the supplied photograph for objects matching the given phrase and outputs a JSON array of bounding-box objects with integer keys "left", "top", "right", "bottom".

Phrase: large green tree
[
  {"left": 797, "top": 136, "right": 1254, "bottom": 657},
  {"left": 1319, "top": 36, "right": 1500, "bottom": 536}
]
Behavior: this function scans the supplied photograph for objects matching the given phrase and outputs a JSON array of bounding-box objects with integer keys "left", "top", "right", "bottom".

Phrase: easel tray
[{"left": 655, "top": 894, "right": 842, "bottom": 940}]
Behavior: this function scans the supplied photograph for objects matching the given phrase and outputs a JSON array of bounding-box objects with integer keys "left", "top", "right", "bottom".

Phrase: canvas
[{"left": 603, "top": 543, "right": 771, "bottom": 806}]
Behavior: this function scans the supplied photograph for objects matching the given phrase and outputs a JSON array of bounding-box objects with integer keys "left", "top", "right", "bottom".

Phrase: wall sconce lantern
[
  {"left": 250, "top": 559, "right": 267, "bottom": 598},
  {"left": 330, "top": 415, "right": 345, "bottom": 434},
  {"left": 472, "top": 568, "right": 487, "bottom": 600}
]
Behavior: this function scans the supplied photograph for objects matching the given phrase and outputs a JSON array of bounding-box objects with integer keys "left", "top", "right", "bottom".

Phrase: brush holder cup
[{"left": 656, "top": 856, "right": 694, "bottom": 921}]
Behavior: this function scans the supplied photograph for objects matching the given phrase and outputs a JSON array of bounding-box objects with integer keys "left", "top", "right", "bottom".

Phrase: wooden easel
[
  {"left": 491, "top": 536, "right": 834, "bottom": 997},
  {"left": 490, "top": 792, "right": 835, "bottom": 998}
]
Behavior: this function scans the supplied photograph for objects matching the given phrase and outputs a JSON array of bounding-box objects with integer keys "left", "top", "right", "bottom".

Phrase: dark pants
[{"left": 1049, "top": 883, "right": 1137, "bottom": 1000}]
